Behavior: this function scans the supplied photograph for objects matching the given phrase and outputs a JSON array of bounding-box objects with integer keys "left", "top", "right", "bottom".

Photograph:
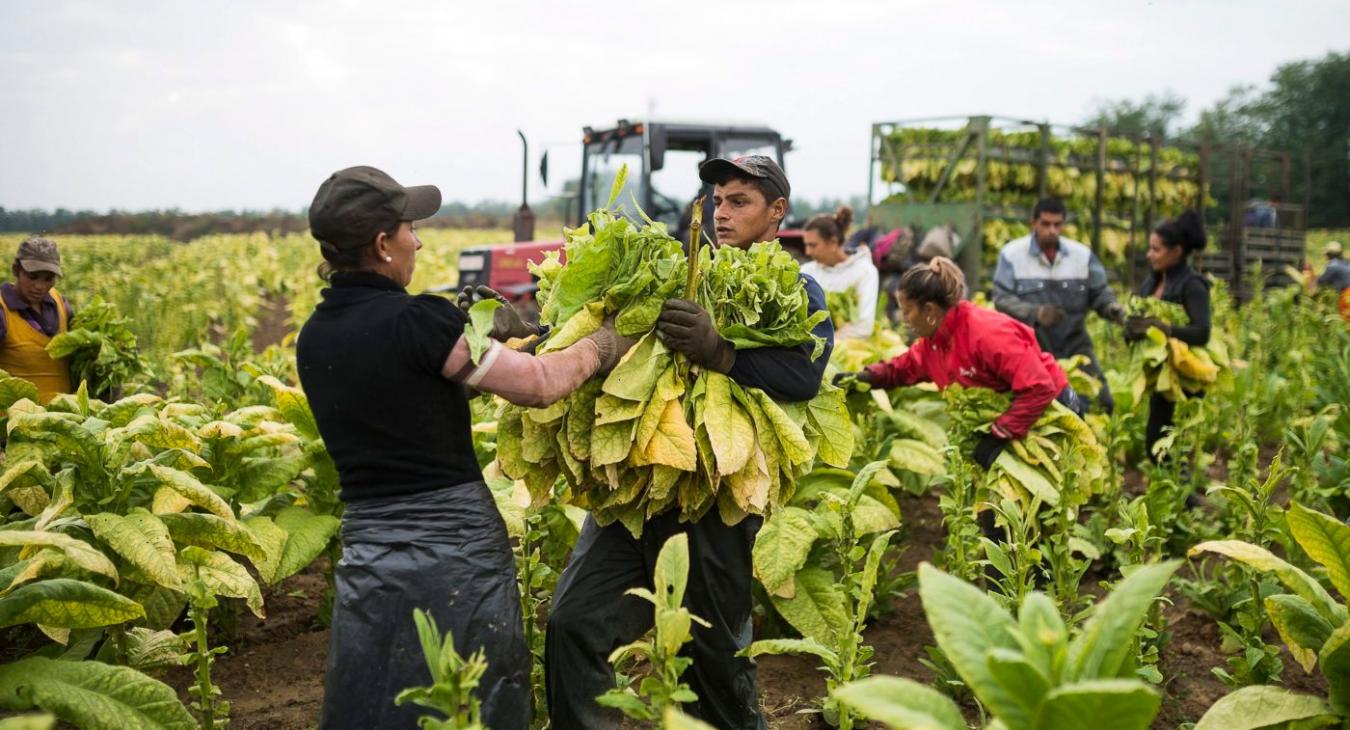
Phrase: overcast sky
[{"left": 2, "top": 0, "right": 1347, "bottom": 212}]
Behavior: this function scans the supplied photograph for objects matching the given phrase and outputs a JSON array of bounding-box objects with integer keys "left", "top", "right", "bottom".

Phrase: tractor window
[
  {"left": 583, "top": 135, "right": 643, "bottom": 214},
  {"left": 720, "top": 136, "right": 780, "bottom": 162},
  {"left": 648, "top": 148, "right": 708, "bottom": 228}
]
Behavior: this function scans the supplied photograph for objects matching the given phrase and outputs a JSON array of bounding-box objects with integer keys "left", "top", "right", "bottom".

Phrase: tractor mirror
[{"left": 649, "top": 127, "right": 669, "bottom": 171}]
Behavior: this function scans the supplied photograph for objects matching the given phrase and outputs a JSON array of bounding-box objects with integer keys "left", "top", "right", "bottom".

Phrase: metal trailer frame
[
  {"left": 865, "top": 115, "right": 1207, "bottom": 290},
  {"left": 1194, "top": 144, "right": 1307, "bottom": 299}
]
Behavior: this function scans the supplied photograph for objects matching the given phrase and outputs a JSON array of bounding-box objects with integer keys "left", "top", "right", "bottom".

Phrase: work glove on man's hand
[
  {"left": 655, "top": 299, "right": 736, "bottom": 373},
  {"left": 972, "top": 432, "right": 1009, "bottom": 471},
  {"left": 457, "top": 285, "right": 539, "bottom": 342},
  {"left": 1103, "top": 302, "right": 1127, "bottom": 325},
  {"left": 1036, "top": 304, "right": 1066, "bottom": 328},
  {"left": 1124, "top": 316, "right": 1170, "bottom": 342},
  {"left": 832, "top": 370, "right": 873, "bottom": 388},
  {"left": 586, "top": 317, "right": 637, "bottom": 375}
]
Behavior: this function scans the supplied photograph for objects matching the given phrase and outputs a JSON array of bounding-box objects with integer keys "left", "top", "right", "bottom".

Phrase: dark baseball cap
[
  {"left": 698, "top": 155, "right": 790, "bottom": 202},
  {"left": 16, "top": 237, "right": 62, "bottom": 277},
  {"left": 309, "top": 166, "right": 442, "bottom": 250}
]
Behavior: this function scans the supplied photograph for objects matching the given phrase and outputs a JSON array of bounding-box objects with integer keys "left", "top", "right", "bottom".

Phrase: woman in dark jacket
[
  {"left": 1125, "top": 210, "right": 1212, "bottom": 461},
  {"left": 296, "top": 166, "right": 632, "bottom": 729}
]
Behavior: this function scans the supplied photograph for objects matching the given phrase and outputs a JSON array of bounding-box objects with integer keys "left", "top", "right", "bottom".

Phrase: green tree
[{"left": 1084, "top": 91, "right": 1188, "bottom": 138}]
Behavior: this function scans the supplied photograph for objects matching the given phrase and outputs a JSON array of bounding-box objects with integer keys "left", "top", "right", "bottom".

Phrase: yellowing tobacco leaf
[
  {"left": 642, "top": 399, "right": 697, "bottom": 472},
  {"left": 704, "top": 373, "right": 755, "bottom": 476}
]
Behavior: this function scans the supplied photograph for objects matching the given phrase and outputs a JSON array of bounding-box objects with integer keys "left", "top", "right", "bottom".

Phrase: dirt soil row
[{"left": 160, "top": 489, "right": 1326, "bottom": 729}]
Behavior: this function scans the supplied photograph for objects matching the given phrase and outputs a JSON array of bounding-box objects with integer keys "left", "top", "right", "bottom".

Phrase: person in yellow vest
[{"left": 0, "top": 237, "right": 73, "bottom": 402}]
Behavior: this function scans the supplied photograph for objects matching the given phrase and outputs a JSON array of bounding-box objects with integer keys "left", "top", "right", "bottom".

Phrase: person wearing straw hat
[{"left": 0, "top": 237, "right": 74, "bottom": 402}]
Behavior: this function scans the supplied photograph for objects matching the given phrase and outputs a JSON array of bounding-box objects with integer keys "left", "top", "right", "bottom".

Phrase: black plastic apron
[{"left": 319, "top": 481, "right": 528, "bottom": 729}]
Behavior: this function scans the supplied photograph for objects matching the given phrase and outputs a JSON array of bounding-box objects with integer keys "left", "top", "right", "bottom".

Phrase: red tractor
[{"left": 450, "top": 120, "right": 802, "bottom": 313}]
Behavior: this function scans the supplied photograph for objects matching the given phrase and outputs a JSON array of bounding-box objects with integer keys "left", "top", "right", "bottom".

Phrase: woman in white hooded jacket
[{"left": 801, "top": 205, "right": 879, "bottom": 339}]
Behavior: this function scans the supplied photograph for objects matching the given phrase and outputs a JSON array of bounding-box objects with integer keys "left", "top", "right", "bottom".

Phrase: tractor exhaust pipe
[{"left": 513, "top": 129, "right": 536, "bottom": 242}]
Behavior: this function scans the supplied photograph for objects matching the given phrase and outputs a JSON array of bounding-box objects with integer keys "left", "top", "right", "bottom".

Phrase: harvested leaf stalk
[
  {"left": 496, "top": 173, "right": 848, "bottom": 536},
  {"left": 1126, "top": 296, "right": 1230, "bottom": 402},
  {"left": 944, "top": 385, "right": 1107, "bottom": 511}
]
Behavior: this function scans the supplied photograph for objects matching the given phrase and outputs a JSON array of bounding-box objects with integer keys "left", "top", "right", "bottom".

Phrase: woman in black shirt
[
  {"left": 297, "top": 167, "right": 631, "bottom": 729},
  {"left": 1125, "top": 210, "right": 1212, "bottom": 461}
]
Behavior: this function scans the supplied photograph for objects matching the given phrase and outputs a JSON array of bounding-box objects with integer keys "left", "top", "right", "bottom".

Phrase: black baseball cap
[
  {"left": 309, "top": 166, "right": 442, "bottom": 250},
  {"left": 698, "top": 155, "right": 790, "bottom": 202}
]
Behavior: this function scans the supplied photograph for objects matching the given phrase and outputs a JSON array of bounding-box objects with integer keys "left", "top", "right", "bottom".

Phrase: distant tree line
[{"left": 1085, "top": 49, "right": 1350, "bottom": 228}]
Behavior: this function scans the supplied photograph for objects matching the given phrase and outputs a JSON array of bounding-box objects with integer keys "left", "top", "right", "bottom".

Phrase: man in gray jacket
[{"left": 992, "top": 198, "right": 1124, "bottom": 411}]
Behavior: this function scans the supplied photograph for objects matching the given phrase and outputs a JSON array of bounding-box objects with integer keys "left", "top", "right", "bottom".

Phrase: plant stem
[{"left": 190, "top": 601, "right": 215, "bottom": 730}]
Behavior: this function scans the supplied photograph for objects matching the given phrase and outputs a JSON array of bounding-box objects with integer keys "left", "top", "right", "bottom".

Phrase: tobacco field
[{"left": 0, "top": 219, "right": 1347, "bottom": 730}]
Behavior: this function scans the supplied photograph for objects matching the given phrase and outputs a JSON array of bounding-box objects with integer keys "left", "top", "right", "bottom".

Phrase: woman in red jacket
[{"left": 836, "top": 257, "right": 1084, "bottom": 470}]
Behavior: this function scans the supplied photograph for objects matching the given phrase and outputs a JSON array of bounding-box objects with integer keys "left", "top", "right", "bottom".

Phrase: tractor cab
[
  {"left": 452, "top": 120, "right": 801, "bottom": 308},
  {"left": 576, "top": 119, "right": 798, "bottom": 246}
]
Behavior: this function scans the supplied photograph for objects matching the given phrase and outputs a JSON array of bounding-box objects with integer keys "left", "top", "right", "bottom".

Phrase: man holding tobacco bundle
[{"left": 543, "top": 156, "right": 834, "bottom": 730}]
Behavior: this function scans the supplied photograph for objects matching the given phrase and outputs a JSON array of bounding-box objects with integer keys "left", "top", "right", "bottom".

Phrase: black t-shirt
[{"left": 296, "top": 271, "right": 480, "bottom": 501}]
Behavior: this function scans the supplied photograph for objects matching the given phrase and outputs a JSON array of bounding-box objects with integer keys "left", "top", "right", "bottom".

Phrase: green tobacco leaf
[
  {"left": 0, "top": 531, "right": 118, "bottom": 584},
  {"left": 158, "top": 512, "right": 266, "bottom": 565},
  {"left": 607, "top": 164, "right": 628, "bottom": 208},
  {"left": 0, "top": 655, "right": 195, "bottom": 730},
  {"left": 741, "top": 637, "right": 838, "bottom": 664},
  {"left": 1017, "top": 592, "right": 1068, "bottom": 679},
  {"left": 753, "top": 392, "right": 812, "bottom": 465},
  {"left": 805, "top": 386, "right": 853, "bottom": 468},
  {"left": 751, "top": 507, "right": 818, "bottom": 598},
  {"left": 177, "top": 546, "right": 264, "bottom": 618},
  {"left": 987, "top": 647, "right": 1052, "bottom": 720},
  {"left": 138, "top": 464, "right": 234, "bottom": 521},
  {"left": 255, "top": 375, "right": 321, "bottom": 441},
  {"left": 832, "top": 675, "right": 966, "bottom": 730},
  {"left": 1265, "top": 594, "right": 1334, "bottom": 673},
  {"left": 0, "top": 378, "right": 39, "bottom": 411},
  {"left": 0, "top": 460, "right": 51, "bottom": 497},
  {"left": 653, "top": 533, "right": 691, "bottom": 610},
  {"left": 918, "top": 563, "right": 1025, "bottom": 727},
  {"left": 771, "top": 567, "right": 849, "bottom": 647},
  {"left": 1320, "top": 622, "right": 1350, "bottom": 714},
  {"left": 857, "top": 530, "right": 895, "bottom": 621},
  {"left": 705, "top": 373, "right": 755, "bottom": 476},
  {"left": 122, "top": 582, "right": 185, "bottom": 631},
  {"left": 888, "top": 408, "right": 948, "bottom": 449},
  {"left": 1031, "top": 679, "right": 1160, "bottom": 730},
  {"left": 1190, "top": 541, "right": 1347, "bottom": 625},
  {"left": 465, "top": 299, "right": 503, "bottom": 365},
  {"left": 541, "top": 300, "right": 604, "bottom": 354},
  {"left": 992, "top": 451, "right": 1060, "bottom": 507},
  {"left": 1067, "top": 560, "right": 1179, "bottom": 681},
  {"left": 602, "top": 332, "right": 668, "bottom": 402},
  {"left": 123, "top": 627, "right": 188, "bottom": 672},
  {"left": 266, "top": 506, "right": 340, "bottom": 585},
  {"left": 1287, "top": 501, "right": 1350, "bottom": 601},
  {"left": 235, "top": 454, "right": 310, "bottom": 503},
  {"left": 1194, "top": 685, "right": 1337, "bottom": 730},
  {"left": 241, "top": 516, "right": 287, "bottom": 584},
  {"left": 0, "top": 579, "right": 144, "bottom": 629},
  {"left": 889, "top": 438, "right": 946, "bottom": 477},
  {"left": 85, "top": 511, "right": 181, "bottom": 591}
]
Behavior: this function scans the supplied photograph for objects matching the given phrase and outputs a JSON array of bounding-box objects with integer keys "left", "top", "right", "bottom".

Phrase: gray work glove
[
  {"left": 457, "top": 285, "right": 538, "bottom": 342},
  {"left": 586, "top": 317, "right": 636, "bottom": 375},
  {"left": 1036, "top": 304, "right": 1066, "bottom": 328},
  {"left": 654, "top": 299, "right": 736, "bottom": 373},
  {"left": 1103, "top": 302, "right": 1126, "bottom": 325}
]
